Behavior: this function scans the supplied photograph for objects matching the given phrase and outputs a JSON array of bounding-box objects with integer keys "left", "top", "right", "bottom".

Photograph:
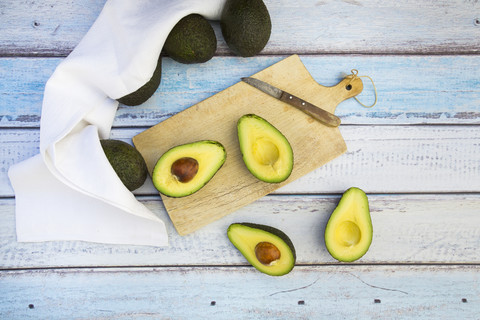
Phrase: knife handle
[{"left": 279, "top": 92, "right": 341, "bottom": 127}]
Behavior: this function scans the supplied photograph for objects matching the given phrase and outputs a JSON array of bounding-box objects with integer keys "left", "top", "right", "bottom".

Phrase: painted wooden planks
[
  {"left": 2, "top": 125, "right": 480, "bottom": 197},
  {"left": 1, "top": 0, "right": 479, "bottom": 56},
  {"left": 1, "top": 265, "right": 478, "bottom": 319},
  {"left": 1, "top": 194, "right": 480, "bottom": 269},
  {"left": 1, "top": 55, "right": 480, "bottom": 128}
]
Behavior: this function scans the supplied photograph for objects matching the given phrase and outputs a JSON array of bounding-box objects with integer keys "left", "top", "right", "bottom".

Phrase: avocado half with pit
[
  {"left": 152, "top": 140, "right": 226, "bottom": 198},
  {"left": 237, "top": 114, "right": 293, "bottom": 183},
  {"left": 324, "top": 187, "right": 373, "bottom": 262},
  {"left": 228, "top": 223, "right": 296, "bottom": 276}
]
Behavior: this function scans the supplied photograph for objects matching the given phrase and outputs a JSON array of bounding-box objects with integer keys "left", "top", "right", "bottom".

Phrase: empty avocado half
[
  {"left": 237, "top": 114, "right": 293, "bottom": 183},
  {"left": 324, "top": 187, "right": 373, "bottom": 262},
  {"left": 152, "top": 140, "right": 226, "bottom": 198},
  {"left": 228, "top": 223, "right": 296, "bottom": 276}
]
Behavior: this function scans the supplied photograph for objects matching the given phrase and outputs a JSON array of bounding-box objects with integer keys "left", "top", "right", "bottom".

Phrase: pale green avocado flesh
[
  {"left": 152, "top": 140, "right": 226, "bottom": 198},
  {"left": 324, "top": 187, "right": 373, "bottom": 262},
  {"left": 237, "top": 114, "right": 293, "bottom": 183},
  {"left": 228, "top": 223, "right": 296, "bottom": 276}
]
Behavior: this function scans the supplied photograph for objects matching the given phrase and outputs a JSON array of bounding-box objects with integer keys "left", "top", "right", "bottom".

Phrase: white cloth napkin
[{"left": 8, "top": 0, "right": 226, "bottom": 246}]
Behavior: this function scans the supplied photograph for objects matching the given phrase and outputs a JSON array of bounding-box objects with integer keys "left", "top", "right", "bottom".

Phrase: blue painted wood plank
[
  {"left": 1, "top": 55, "right": 480, "bottom": 127},
  {"left": 1, "top": 0, "right": 479, "bottom": 56},
  {"left": 1, "top": 265, "right": 478, "bottom": 319}
]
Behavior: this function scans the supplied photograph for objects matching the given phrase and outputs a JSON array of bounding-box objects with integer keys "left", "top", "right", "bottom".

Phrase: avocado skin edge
[
  {"left": 100, "top": 139, "right": 148, "bottom": 191},
  {"left": 231, "top": 222, "right": 296, "bottom": 261},
  {"left": 163, "top": 14, "right": 217, "bottom": 64},
  {"left": 117, "top": 55, "right": 162, "bottom": 106},
  {"left": 220, "top": 0, "right": 272, "bottom": 57}
]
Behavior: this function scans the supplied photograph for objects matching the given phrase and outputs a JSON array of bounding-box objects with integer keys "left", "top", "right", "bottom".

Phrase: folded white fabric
[{"left": 8, "top": 0, "right": 226, "bottom": 246}]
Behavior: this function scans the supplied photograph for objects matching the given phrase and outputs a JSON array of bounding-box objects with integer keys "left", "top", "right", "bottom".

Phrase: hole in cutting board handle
[{"left": 345, "top": 84, "right": 352, "bottom": 91}]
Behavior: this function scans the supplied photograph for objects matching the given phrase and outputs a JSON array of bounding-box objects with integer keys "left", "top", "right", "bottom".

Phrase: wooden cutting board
[{"left": 133, "top": 54, "right": 363, "bottom": 236}]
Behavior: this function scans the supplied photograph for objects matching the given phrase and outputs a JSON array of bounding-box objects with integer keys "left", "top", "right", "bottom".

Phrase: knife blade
[{"left": 241, "top": 77, "right": 341, "bottom": 127}]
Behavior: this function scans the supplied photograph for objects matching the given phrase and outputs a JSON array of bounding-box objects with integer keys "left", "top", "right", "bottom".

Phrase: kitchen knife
[{"left": 241, "top": 77, "right": 341, "bottom": 127}]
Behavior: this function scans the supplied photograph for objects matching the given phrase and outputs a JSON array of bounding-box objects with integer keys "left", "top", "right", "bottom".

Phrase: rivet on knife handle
[{"left": 279, "top": 92, "right": 341, "bottom": 127}]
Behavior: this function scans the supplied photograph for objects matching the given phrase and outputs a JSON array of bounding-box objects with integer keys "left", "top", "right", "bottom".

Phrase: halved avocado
[
  {"left": 152, "top": 140, "right": 226, "bottom": 198},
  {"left": 237, "top": 114, "right": 293, "bottom": 183},
  {"left": 324, "top": 187, "right": 373, "bottom": 262},
  {"left": 227, "top": 223, "right": 296, "bottom": 276}
]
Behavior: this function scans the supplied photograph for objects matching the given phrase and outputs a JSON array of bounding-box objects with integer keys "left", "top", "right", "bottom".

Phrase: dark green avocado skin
[
  {"left": 117, "top": 55, "right": 162, "bottom": 106},
  {"left": 220, "top": 0, "right": 271, "bottom": 57},
  {"left": 163, "top": 14, "right": 217, "bottom": 64},
  {"left": 100, "top": 139, "right": 148, "bottom": 191}
]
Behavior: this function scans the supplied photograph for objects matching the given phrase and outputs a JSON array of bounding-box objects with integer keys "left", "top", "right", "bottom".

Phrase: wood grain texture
[
  {"left": 3, "top": 125, "right": 479, "bottom": 197},
  {"left": 1, "top": 265, "right": 478, "bottom": 319},
  {"left": 1, "top": 194, "right": 480, "bottom": 269},
  {"left": 1, "top": 55, "right": 480, "bottom": 127},
  {"left": 1, "top": 0, "right": 479, "bottom": 56},
  {"left": 133, "top": 55, "right": 355, "bottom": 235}
]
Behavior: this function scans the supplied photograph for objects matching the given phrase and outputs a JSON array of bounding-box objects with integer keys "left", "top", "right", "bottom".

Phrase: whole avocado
[
  {"left": 220, "top": 0, "right": 271, "bottom": 57},
  {"left": 163, "top": 14, "right": 217, "bottom": 64},
  {"left": 101, "top": 139, "right": 148, "bottom": 191},
  {"left": 117, "top": 55, "right": 162, "bottom": 106}
]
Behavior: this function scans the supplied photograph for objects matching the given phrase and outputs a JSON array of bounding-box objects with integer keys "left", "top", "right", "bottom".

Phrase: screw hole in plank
[
  {"left": 28, "top": 304, "right": 35, "bottom": 309},
  {"left": 374, "top": 299, "right": 381, "bottom": 304},
  {"left": 298, "top": 300, "right": 305, "bottom": 305},
  {"left": 462, "top": 298, "right": 468, "bottom": 303},
  {"left": 210, "top": 301, "right": 216, "bottom": 306}
]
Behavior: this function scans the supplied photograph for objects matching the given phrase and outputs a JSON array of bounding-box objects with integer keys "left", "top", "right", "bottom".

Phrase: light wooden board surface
[
  {"left": 133, "top": 55, "right": 361, "bottom": 235},
  {"left": 1, "top": 0, "right": 479, "bottom": 318}
]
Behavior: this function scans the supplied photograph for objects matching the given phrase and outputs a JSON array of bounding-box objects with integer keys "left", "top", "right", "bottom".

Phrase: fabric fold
[{"left": 8, "top": 0, "right": 227, "bottom": 246}]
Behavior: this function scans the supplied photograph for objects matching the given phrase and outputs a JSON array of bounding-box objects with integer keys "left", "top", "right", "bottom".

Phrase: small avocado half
[
  {"left": 152, "top": 140, "right": 226, "bottom": 198},
  {"left": 100, "top": 139, "right": 148, "bottom": 191},
  {"left": 228, "top": 223, "right": 296, "bottom": 276},
  {"left": 220, "top": 0, "right": 271, "bottom": 57},
  {"left": 237, "top": 114, "right": 293, "bottom": 183},
  {"left": 117, "top": 55, "right": 162, "bottom": 106},
  {"left": 163, "top": 14, "right": 217, "bottom": 64},
  {"left": 324, "top": 187, "right": 373, "bottom": 262}
]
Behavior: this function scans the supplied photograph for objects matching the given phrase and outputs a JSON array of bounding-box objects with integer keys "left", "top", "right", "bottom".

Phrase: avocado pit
[
  {"left": 171, "top": 157, "right": 199, "bottom": 183},
  {"left": 255, "top": 241, "right": 281, "bottom": 265}
]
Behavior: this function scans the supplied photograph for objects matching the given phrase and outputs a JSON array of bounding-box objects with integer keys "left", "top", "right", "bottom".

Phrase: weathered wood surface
[
  {"left": 2, "top": 125, "right": 479, "bottom": 197},
  {"left": 1, "top": 194, "right": 480, "bottom": 269},
  {"left": 1, "top": 55, "right": 480, "bottom": 127},
  {"left": 1, "top": 0, "right": 480, "bottom": 318},
  {"left": 1, "top": 265, "right": 478, "bottom": 319},
  {"left": 1, "top": 0, "right": 479, "bottom": 56}
]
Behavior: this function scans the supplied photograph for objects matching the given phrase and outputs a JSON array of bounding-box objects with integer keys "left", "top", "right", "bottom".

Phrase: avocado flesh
[
  {"left": 163, "top": 14, "right": 217, "bottom": 64},
  {"left": 228, "top": 223, "right": 296, "bottom": 276},
  {"left": 100, "top": 139, "right": 148, "bottom": 191},
  {"left": 152, "top": 140, "right": 226, "bottom": 198},
  {"left": 118, "top": 55, "right": 162, "bottom": 106},
  {"left": 220, "top": 0, "right": 271, "bottom": 57},
  {"left": 324, "top": 187, "right": 373, "bottom": 262},
  {"left": 238, "top": 114, "right": 293, "bottom": 183}
]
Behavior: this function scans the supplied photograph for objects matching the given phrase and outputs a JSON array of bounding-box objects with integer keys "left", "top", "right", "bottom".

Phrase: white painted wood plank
[
  {"left": 1, "top": 0, "right": 479, "bottom": 56},
  {"left": 2, "top": 125, "right": 479, "bottom": 196},
  {"left": 1, "top": 55, "right": 479, "bottom": 127},
  {"left": 0, "top": 265, "right": 478, "bottom": 319},
  {"left": 1, "top": 194, "right": 480, "bottom": 269}
]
